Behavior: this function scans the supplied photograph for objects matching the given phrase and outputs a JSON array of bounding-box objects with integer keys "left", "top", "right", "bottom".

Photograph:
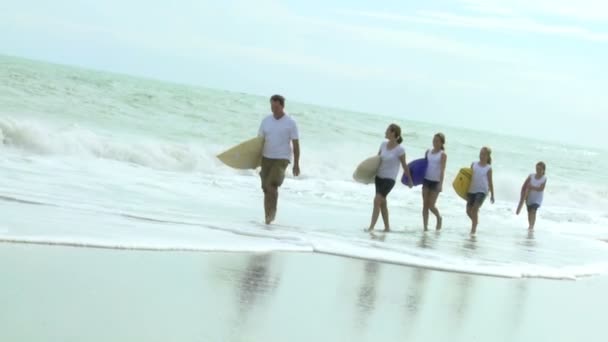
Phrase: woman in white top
[
  {"left": 422, "top": 133, "right": 447, "bottom": 231},
  {"left": 516, "top": 162, "right": 547, "bottom": 230},
  {"left": 368, "top": 123, "right": 414, "bottom": 232},
  {"left": 466, "top": 146, "right": 495, "bottom": 235}
]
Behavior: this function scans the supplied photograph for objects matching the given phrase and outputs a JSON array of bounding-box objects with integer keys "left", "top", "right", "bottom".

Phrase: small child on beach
[{"left": 516, "top": 162, "right": 548, "bottom": 230}]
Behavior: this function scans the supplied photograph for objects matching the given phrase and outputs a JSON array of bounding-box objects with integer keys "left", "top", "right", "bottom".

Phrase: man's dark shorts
[{"left": 260, "top": 157, "right": 289, "bottom": 189}]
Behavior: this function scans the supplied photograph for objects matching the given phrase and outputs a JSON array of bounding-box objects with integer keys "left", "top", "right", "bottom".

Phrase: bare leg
[
  {"left": 428, "top": 190, "right": 442, "bottom": 230},
  {"left": 264, "top": 186, "right": 278, "bottom": 224},
  {"left": 380, "top": 197, "right": 390, "bottom": 232},
  {"left": 422, "top": 188, "right": 430, "bottom": 231},
  {"left": 528, "top": 209, "right": 537, "bottom": 230},
  {"left": 470, "top": 204, "right": 481, "bottom": 235},
  {"left": 263, "top": 187, "right": 270, "bottom": 224},
  {"left": 368, "top": 194, "right": 383, "bottom": 231}
]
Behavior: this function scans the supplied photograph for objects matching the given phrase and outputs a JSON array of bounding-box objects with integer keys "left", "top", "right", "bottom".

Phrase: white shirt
[
  {"left": 258, "top": 113, "right": 299, "bottom": 160},
  {"left": 526, "top": 174, "right": 547, "bottom": 205},
  {"left": 469, "top": 162, "right": 491, "bottom": 194},
  {"left": 376, "top": 141, "right": 405, "bottom": 180},
  {"left": 424, "top": 149, "right": 444, "bottom": 182}
]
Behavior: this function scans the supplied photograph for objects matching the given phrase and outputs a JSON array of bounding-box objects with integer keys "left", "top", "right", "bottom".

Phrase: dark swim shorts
[
  {"left": 375, "top": 176, "right": 396, "bottom": 198},
  {"left": 466, "top": 192, "right": 487, "bottom": 208},
  {"left": 423, "top": 178, "right": 440, "bottom": 192}
]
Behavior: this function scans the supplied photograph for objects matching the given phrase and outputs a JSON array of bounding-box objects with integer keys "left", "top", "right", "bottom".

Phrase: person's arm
[
  {"left": 258, "top": 119, "right": 266, "bottom": 138},
  {"left": 439, "top": 153, "right": 447, "bottom": 192},
  {"left": 292, "top": 139, "right": 300, "bottom": 176},
  {"left": 488, "top": 168, "right": 495, "bottom": 203},
  {"left": 400, "top": 153, "right": 413, "bottom": 188},
  {"left": 521, "top": 176, "right": 531, "bottom": 198},
  {"left": 291, "top": 121, "right": 300, "bottom": 176},
  {"left": 468, "top": 163, "right": 475, "bottom": 192},
  {"left": 377, "top": 142, "right": 384, "bottom": 156}
]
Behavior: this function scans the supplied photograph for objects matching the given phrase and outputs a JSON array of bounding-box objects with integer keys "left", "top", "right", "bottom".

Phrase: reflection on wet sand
[
  {"left": 234, "top": 254, "right": 281, "bottom": 327},
  {"left": 355, "top": 260, "right": 381, "bottom": 329},
  {"left": 522, "top": 230, "right": 537, "bottom": 249},
  {"left": 462, "top": 235, "right": 478, "bottom": 256},
  {"left": 451, "top": 274, "right": 474, "bottom": 327},
  {"left": 417, "top": 232, "right": 439, "bottom": 249},
  {"left": 404, "top": 267, "right": 427, "bottom": 316},
  {"left": 506, "top": 280, "right": 529, "bottom": 339}
]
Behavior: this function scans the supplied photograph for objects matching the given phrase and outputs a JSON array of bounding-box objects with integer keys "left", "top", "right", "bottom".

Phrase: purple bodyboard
[{"left": 401, "top": 158, "right": 428, "bottom": 186}]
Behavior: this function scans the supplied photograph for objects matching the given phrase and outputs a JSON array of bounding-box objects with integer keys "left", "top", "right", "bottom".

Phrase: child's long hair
[
  {"left": 435, "top": 133, "right": 446, "bottom": 151},
  {"left": 389, "top": 123, "right": 403, "bottom": 144},
  {"left": 482, "top": 146, "right": 492, "bottom": 165}
]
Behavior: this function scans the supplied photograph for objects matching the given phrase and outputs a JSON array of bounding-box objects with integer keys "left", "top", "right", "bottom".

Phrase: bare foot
[
  {"left": 383, "top": 227, "right": 390, "bottom": 232},
  {"left": 470, "top": 229, "right": 476, "bottom": 236},
  {"left": 265, "top": 212, "right": 276, "bottom": 225},
  {"left": 436, "top": 216, "right": 443, "bottom": 230}
]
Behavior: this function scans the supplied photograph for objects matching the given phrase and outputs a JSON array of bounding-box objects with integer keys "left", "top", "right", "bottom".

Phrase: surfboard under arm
[{"left": 516, "top": 182, "right": 529, "bottom": 215}]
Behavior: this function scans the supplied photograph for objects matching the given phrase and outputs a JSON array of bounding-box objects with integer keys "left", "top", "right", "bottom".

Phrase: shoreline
[{"left": 0, "top": 239, "right": 593, "bottom": 281}]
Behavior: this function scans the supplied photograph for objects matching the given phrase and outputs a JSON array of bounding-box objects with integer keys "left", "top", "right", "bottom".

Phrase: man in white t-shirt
[{"left": 257, "top": 94, "right": 300, "bottom": 224}]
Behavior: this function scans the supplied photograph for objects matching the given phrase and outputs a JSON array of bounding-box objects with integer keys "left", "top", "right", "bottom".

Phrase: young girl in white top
[
  {"left": 422, "top": 133, "right": 447, "bottom": 231},
  {"left": 466, "top": 146, "right": 495, "bottom": 235},
  {"left": 368, "top": 123, "right": 414, "bottom": 232},
  {"left": 516, "top": 162, "right": 547, "bottom": 230}
]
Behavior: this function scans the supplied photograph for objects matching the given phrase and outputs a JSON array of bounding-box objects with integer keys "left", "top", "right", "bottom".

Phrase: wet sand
[{"left": 0, "top": 243, "right": 606, "bottom": 342}]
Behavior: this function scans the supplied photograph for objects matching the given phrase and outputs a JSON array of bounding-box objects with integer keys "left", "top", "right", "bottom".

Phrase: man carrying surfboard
[{"left": 257, "top": 94, "right": 300, "bottom": 224}]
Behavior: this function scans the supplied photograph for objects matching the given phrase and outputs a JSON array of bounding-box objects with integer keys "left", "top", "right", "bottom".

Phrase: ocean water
[{"left": 1, "top": 55, "right": 608, "bottom": 280}]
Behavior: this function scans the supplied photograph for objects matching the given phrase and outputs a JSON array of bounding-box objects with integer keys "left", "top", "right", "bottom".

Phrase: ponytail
[{"left": 388, "top": 123, "right": 403, "bottom": 144}]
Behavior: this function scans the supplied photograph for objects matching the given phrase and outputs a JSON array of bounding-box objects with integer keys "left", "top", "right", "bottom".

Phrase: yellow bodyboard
[{"left": 452, "top": 167, "right": 472, "bottom": 200}]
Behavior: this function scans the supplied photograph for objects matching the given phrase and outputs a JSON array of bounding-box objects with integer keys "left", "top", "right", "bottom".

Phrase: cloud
[
  {"left": 461, "top": 0, "right": 608, "bottom": 21},
  {"left": 342, "top": 9, "right": 608, "bottom": 42},
  {"left": 202, "top": 42, "right": 423, "bottom": 81}
]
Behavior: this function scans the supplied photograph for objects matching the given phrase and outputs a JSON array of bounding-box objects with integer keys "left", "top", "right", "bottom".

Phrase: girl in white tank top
[
  {"left": 466, "top": 146, "right": 495, "bottom": 235},
  {"left": 421, "top": 133, "right": 447, "bottom": 231},
  {"left": 516, "top": 162, "right": 547, "bottom": 230},
  {"left": 424, "top": 148, "right": 445, "bottom": 182}
]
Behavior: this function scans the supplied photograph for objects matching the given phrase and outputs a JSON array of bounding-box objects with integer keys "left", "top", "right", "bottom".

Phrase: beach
[
  {"left": 1, "top": 54, "right": 608, "bottom": 341},
  {"left": 1, "top": 243, "right": 606, "bottom": 342}
]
